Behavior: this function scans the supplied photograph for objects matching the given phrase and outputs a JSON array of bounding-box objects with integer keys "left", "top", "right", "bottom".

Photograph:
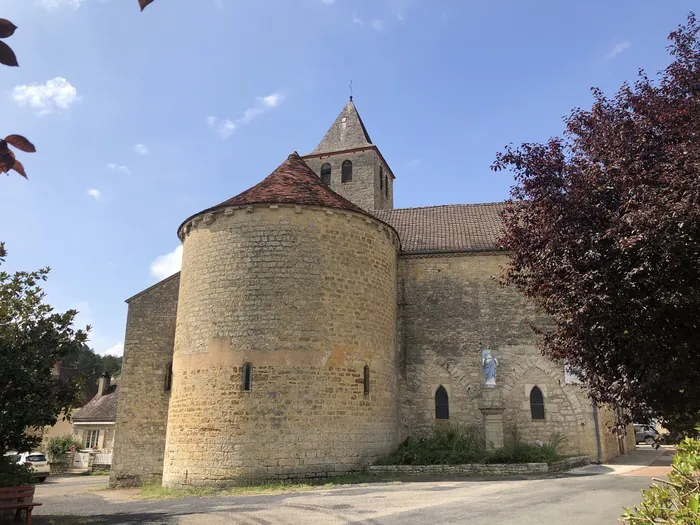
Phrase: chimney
[{"left": 97, "top": 372, "right": 111, "bottom": 397}]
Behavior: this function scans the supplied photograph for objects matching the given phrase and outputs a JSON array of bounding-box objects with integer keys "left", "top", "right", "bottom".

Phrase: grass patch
[{"left": 375, "top": 424, "right": 568, "bottom": 466}]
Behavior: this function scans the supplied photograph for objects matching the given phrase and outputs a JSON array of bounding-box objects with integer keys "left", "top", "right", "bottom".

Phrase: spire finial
[{"left": 349, "top": 80, "right": 353, "bottom": 102}]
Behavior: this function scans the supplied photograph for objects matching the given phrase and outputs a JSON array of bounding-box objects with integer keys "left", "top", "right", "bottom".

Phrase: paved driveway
[{"left": 33, "top": 448, "right": 670, "bottom": 525}]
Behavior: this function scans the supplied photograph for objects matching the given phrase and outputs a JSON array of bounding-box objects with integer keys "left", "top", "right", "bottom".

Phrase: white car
[{"left": 4, "top": 451, "right": 50, "bottom": 482}]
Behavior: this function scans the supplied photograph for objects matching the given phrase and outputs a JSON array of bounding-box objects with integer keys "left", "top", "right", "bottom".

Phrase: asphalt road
[{"left": 31, "top": 471, "right": 652, "bottom": 525}]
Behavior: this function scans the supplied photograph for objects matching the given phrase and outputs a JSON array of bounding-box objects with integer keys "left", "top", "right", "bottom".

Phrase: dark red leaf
[
  {"left": 0, "top": 140, "right": 9, "bottom": 155},
  {"left": 0, "top": 19, "right": 17, "bottom": 39},
  {"left": 0, "top": 40, "right": 18, "bottom": 67},
  {"left": 138, "top": 0, "right": 155, "bottom": 11},
  {"left": 11, "top": 158, "right": 27, "bottom": 178},
  {"left": 5, "top": 135, "right": 36, "bottom": 153}
]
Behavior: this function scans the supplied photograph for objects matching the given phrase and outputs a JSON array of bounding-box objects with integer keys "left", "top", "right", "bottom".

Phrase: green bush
[
  {"left": 622, "top": 437, "right": 700, "bottom": 524},
  {"left": 485, "top": 432, "right": 566, "bottom": 464},
  {"left": 0, "top": 456, "right": 33, "bottom": 488},
  {"left": 46, "top": 435, "right": 82, "bottom": 461},
  {"left": 376, "top": 424, "right": 487, "bottom": 465}
]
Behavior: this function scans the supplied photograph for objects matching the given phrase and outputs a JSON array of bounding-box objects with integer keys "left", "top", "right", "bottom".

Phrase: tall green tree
[
  {"left": 492, "top": 14, "right": 700, "bottom": 433},
  {"left": 0, "top": 264, "right": 88, "bottom": 453}
]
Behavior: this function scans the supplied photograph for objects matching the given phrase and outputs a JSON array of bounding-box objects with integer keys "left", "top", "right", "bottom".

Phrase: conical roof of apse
[
  {"left": 178, "top": 152, "right": 378, "bottom": 236},
  {"left": 311, "top": 99, "right": 373, "bottom": 154}
]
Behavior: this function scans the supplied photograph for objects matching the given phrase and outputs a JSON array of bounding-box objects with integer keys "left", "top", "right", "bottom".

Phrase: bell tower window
[
  {"left": 320, "top": 163, "right": 331, "bottom": 186},
  {"left": 341, "top": 160, "right": 353, "bottom": 183}
]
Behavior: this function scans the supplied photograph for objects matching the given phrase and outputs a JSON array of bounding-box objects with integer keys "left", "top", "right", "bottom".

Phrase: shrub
[
  {"left": 622, "top": 436, "right": 700, "bottom": 524},
  {"left": 46, "top": 435, "right": 82, "bottom": 461},
  {"left": 0, "top": 456, "right": 32, "bottom": 488},
  {"left": 376, "top": 424, "right": 487, "bottom": 465}
]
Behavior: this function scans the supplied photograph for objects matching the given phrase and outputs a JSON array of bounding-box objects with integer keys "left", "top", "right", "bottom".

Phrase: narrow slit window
[
  {"left": 341, "top": 160, "right": 353, "bottom": 183},
  {"left": 379, "top": 167, "right": 383, "bottom": 190},
  {"left": 385, "top": 174, "right": 389, "bottom": 197},
  {"left": 363, "top": 365, "right": 370, "bottom": 395},
  {"left": 435, "top": 385, "right": 449, "bottom": 420},
  {"left": 320, "top": 163, "right": 331, "bottom": 186},
  {"left": 242, "top": 363, "right": 252, "bottom": 392},
  {"left": 164, "top": 361, "right": 173, "bottom": 392},
  {"left": 530, "top": 386, "right": 545, "bottom": 420}
]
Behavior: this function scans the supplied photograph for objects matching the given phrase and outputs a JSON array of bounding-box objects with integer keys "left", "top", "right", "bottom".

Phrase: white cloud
[
  {"left": 389, "top": 0, "right": 413, "bottom": 21},
  {"left": 150, "top": 245, "right": 183, "bottom": 280},
  {"left": 370, "top": 19, "right": 384, "bottom": 31},
  {"left": 102, "top": 342, "right": 124, "bottom": 357},
  {"left": 86, "top": 188, "right": 101, "bottom": 200},
  {"left": 352, "top": 12, "right": 364, "bottom": 25},
  {"left": 12, "top": 77, "right": 80, "bottom": 116},
  {"left": 133, "top": 143, "right": 150, "bottom": 155},
  {"left": 35, "top": 0, "right": 87, "bottom": 10},
  {"left": 106, "top": 163, "right": 131, "bottom": 176},
  {"left": 207, "top": 91, "right": 285, "bottom": 140},
  {"left": 606, "top": 41, "right": 631, "bottom": 60}
]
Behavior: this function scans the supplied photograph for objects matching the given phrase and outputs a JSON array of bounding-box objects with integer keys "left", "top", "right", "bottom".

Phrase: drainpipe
[{"left": 592, "top": 402, "right": 603, "bottom": 464}]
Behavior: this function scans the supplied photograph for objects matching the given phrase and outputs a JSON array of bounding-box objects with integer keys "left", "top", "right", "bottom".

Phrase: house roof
[
  {"left": 371, "top": 203, "right": 507, "bottom": 253},
  {"left": 72, "top": 379, "right": 119, "bottom": 423},
  {"left": 311, "top": 99, "right": 373, "bottom": 155},
  {"left": 178, "top": 152, "right": 383, "bottom": 236}
]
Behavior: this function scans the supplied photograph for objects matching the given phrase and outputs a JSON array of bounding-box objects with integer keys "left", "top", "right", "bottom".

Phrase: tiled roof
[
  {"left": 372, "top": 203, "right": 506, "bottom": 253},
  {"left": 179, "top": 153, "right": 375, "bottom": 234},
  {"left": 311, "top": 99, "right": 373, "bottom": 154},
  {"left": 72, "top": 379, "right": 119, "bottom": 423}
]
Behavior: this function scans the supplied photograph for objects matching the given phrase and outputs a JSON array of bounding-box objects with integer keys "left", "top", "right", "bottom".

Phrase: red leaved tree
[{"left": 492, "top": 13, "right": 700, "bottom": 433}]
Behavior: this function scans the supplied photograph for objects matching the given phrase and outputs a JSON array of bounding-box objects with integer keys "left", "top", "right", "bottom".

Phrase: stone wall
[
  {"left": 163, "top": 204, "right": 400, "bottom": 487},
  {"left": 303, "top": 148, "right": 393, "bottom": 211},
  {"left": 110, "top": 274, "right": 179, "bottom": 487},
  {"left": 397, "top": 252, "right": 628, "bottom": 460}
]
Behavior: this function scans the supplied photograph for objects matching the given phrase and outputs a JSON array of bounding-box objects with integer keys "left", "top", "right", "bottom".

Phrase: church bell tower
[{"left": 301, "top": 98, "right": 394, "bottom": 211}]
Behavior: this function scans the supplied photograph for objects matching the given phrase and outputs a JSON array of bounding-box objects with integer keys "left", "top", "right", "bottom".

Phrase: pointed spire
[{"left": 311, "top": 99, "right": 373, "bottom": 154}]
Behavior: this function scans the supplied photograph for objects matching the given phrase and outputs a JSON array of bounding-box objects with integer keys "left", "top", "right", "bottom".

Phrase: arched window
[
  {"left": 242, "top": 363, "right": 252, "bottom": 392},
  {"left": 341, "top": 160, "right": 353, "bottom": 183},
  {"left": 320, "top": 163, "right": 331, "bottom": 186},
  {"left": 164, "top": 361, "right": 173, "bottom": 392},
  {"left": 379, "top": 167, "right": 383, "bottom": 190},
  {"left": 363, "top": 365, "right": 370, "bottom": 395},
  {"left": 530, "top": 386, "right": 545, "bottom": 420},
  {"left": 384, "top": 174, "right": 389, "bottom": 197},
  {"left": 435, "top": 385, "right": 449, "bottom": 420}
]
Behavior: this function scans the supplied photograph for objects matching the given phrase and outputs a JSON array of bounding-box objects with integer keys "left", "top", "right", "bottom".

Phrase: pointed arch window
[
  {"left": 164, "top": 361, "right": 173, "bottom": 392},
  {"left": 320, "top": 163, "right": 331, "bottom": 186},
  {"left": 435, "top": 385, "right": 449, "bottom": 420},
  {"left": 363, "top": 365, "right": 370, "bottom": 395},
  {"left": 341, "top": 160, "right": 353, "bottom": 183},
  {"left": 242, "top": 363, "right": 252, "bottom": 392},
  {"left": 530, "top": 386, "right": 545, "bottom": 420}
]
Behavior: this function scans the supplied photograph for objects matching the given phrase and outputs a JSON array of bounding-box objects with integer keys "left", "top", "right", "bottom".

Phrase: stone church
[{"left": 111, "top": 99, "right": 634, "bottom": 488}]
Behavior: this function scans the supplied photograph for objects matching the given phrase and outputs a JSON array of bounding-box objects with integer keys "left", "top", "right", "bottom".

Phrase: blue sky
[{"left": 0, "top": 0, "right": 695, "bottom": 356}]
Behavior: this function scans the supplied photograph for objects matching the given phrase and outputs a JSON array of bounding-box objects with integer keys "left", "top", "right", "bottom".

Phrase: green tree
[
  {"left": 0, "top": 264, "right": 88, "bottom": 454},
  {"left": 492, "top": 14, "right": 700, "bottom": 433}
]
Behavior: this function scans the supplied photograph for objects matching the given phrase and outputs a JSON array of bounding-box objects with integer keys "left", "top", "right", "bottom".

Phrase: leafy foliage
[
  {"left": 0, "top": 18, "right": 18, "bottom": 67},
  {"left": 0, "top": 265, "right": 88, "bottom": 455},
  {"left": 491, "top": 13, "right": 700, "bottom": 433},
  {"left": 0, "top": 457, "right": 32, "bottom": 488},
  {"left": 138, "top": 0, "right": 156, "bottom": 11},
  {"left": 623, "top": 436, "right": 700, "bottom": 524},
  {"left": 46, "top": 435, "right": 82, "bottom": 461},
  {"left": 376, "top": 425, "right": 565, "bottom": 466},
  {"left": 60, "top": 345, "right": 121, "bottom": 402}
]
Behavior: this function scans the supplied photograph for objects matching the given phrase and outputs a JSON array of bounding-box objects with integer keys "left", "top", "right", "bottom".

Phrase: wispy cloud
[
  {"left": 86, "top": 188, "right": 101, "bottom": 200},
  {"left": 370, "top": 19, "right": 384, "bottom": 31},
  {"left": 150, "top": 245, "right": 183, "bottom": 280},
  {"left": 132, "top": 143, "right": 149, "bottom": 155},
  {"left": 12, "top": 77, "right": 80, "bottom": 116},
  {"left": 102, "top": 342, "right": 124, "bottom": 357},
  {"left": 389, "top": 0, "right": 413, "bottom": 21},
  {"left": 321, "top": 0, "right": 335, "bottom": 4},
  {"left": 406, "top": 158, "right": 420, "bottom": 169},
  {"left": 35, "top": 0, "right": 87, "bottom": 10},
  {"left": 352, "top": 12, "right": 364, "bottom": 25},
  {"left": 106, "top": 163, "right": 131, "bottom": 176},
  {"left": 207, "top": 91, "right": 286, "bottom": 140},
  {"left": 605, "top": 41, "right": 631, "bottom": 60}
]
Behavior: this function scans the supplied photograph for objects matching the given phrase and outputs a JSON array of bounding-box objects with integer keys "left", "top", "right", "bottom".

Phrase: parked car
[
  {"left": 634, "top": 424, "right": 658, "bottom": 446},
  {"left": 4, "top": 451, "right": 50, "bottom": 482}
]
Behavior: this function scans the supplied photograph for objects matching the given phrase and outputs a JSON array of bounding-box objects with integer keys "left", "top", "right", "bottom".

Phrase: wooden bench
[{"left": 0, "top": 486, "right": 42, "bottom": 524}]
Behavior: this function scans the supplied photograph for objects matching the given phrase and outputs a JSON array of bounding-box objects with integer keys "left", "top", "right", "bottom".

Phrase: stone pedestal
[{"left": 479, "top": 388, "right": 505, "bottom": 450}]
